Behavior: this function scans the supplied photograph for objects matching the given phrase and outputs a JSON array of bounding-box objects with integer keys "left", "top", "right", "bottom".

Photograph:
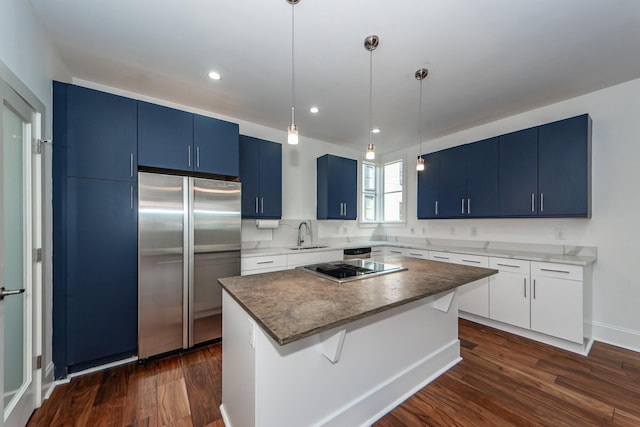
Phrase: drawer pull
[
  {"left": 540, "top": 268, "right": 571, "bottom": 274},
  {"left": 461, "top": 259, "right": 481, "bottom": 264},
  {"left": 524, "top": 278, "right": 527, "bottom": 298},
  {"left": 409, "top": 253, "right": 424, "bottom": 257},
  {"left": 257, "top": 260, "right": 274, "bottom": 265},
  {"left": 433, "top": 255, "right": 449, "bottom": 260},
  {"left": 533, "top": 279, "right": 536, "bottom": 299},
  {"left": 390, "top": 250, "right": 402, "bottom": 254},
  {"left": 497, "top": 263, "right": 520, "bottom": 268}
]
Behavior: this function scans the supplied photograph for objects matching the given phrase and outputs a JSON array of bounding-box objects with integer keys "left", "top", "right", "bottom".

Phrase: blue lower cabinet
[{"left": 65, "top": 177, "right": 138, "bottom": 369}]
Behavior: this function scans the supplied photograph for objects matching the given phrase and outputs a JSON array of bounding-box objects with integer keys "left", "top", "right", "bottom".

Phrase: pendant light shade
[
  {"left": 415, "top": 68, "right": 429, "bottom": 171},
  {"left": 286, "top": 0, "right": 300, "bottom": 144},
  {"left": 364, "top": 35, "right": 379, "bottom": 160}
]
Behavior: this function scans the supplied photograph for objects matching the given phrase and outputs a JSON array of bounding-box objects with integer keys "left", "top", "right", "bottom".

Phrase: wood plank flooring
[{"left": 28, "top": 319, "right": 640, "bottom": 426}]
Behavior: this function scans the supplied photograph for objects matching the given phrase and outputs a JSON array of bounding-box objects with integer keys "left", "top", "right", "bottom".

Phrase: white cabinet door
[
  {"left": 489, "top": 271, "right": 530, "bottom": 329},
  {"left": 530, "top": 276, "right": 583, "bottom": 343},
  {"left": 450, "top": 254, "right": 489, "bottom": 318}
]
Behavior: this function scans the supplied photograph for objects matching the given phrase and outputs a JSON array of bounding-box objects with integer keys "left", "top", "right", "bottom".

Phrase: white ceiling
[{"left": 30, "top": 0, "right": 640, "bottom": 154}]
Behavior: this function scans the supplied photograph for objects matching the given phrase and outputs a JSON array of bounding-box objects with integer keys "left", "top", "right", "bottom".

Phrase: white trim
[
  {"left": 66, "top": 356, "right": 139, "bottom": 380},
  {"left": 591, "top": 320, "right": 640, "bottom": 353},
  {"left": 220, "top": 403, "right": 233, "bottom": 427}
]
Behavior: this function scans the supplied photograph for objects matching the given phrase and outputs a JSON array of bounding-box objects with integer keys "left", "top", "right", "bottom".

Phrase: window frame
[{"left": 359, "top": 157, "right": 407, "bottom": 225}]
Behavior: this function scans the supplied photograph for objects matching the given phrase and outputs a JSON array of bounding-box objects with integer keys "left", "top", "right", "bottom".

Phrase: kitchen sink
[{"left": 289, "top": 245, "right": 329, "bottom": 251}]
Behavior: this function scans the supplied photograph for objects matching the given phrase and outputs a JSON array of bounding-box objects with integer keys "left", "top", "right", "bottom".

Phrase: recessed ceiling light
[
  {"left": 208, "top": 71, "right": 221, "bottom": 80},
  {"left": 310, "top": 106, "right": 319, "bottom": 114},
  {"left": 371, "top": 128, "right": 381, "bottom": 134}
]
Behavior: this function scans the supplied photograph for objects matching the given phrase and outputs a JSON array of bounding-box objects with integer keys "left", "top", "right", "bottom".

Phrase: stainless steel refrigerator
[{"left": 137, "top": 172, "right": 241, "bottom": 359}]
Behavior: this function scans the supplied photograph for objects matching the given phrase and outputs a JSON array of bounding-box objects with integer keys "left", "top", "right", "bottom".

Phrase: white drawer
[
  {"left": 406, "top": 249, "right": 429, "bottom": 259},
  {"left": 450, "top": 253, "right": 489, "bottom": 268},
  {"left": 531, "top": 261, "right": 583, "bottom": 281},
  {"left": 370, "top": 247, "right": 385, "bottom": 258},
  {"left": 489, "top": 257, "right": 531, "bottom": 274},
  {"left": 241, "top": 255, "right": 287, "bottom": 271},
  {"left": 429, "top": 251, "right": 454, "bottom": 263}
]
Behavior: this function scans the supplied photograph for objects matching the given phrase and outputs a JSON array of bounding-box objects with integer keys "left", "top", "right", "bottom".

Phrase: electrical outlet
[
  {"left": 471, "top": 227, "right": 478, "bottom": 237},
  {"left": 410, "top": 226, "right": 415, "bottom": 234},
  {"left": 343, "top": 226, "right": 348, "bottom": 234},
  {"left": 422, "top": 227, "right": 426, "bottom": 234},
  {"left": 554, "top": 228, "right": 565, "bottom": 240},
  {"left": 449, "top": 227, "right": 456, "bottom": 236}
]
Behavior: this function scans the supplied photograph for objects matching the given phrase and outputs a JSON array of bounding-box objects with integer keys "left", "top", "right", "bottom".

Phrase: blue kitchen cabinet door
[
  {"left": 438, "top": 146, "right": 468, "bottom": 218},
  {"left": 239, "top": 136, "right": 282, "bottom": 219},
  {"left": 258, "top": 138, "right": 283, "bottom": 218},
  {"left": 193, "top": 114, "right": 239, "bottom": 176},
  {"left": 499, "top": 127, "right": 539, "bottom": 216},
  {"left": 417, "top": 152, "right": 440, "bottom": 219},
  {"left": 466, "top": 137, "right": 499, "bottom": 217},
  {"left": 317, "top": 154, "right": 357, "bottom": 220},
  {"left": 538, "top": 114, "right": 591, "bottom": 217},
  {"left": 138, "top": 101, "right": 193, "bottom": 171},
  {"left": 65, "top": 177, "right": 138, "bottom": 368},
  {"left": 61, "top": 83, "right": 137, "bottom": 181}
]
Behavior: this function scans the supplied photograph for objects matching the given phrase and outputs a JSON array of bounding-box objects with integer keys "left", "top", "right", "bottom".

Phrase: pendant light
[
  {"left": 364, "top": 35, "right": 379, "bottom": 160},
  {"left": 286, "top": 0, "right": 300, "bottom": 145},
  {"left": 415, "top": 68, "right": 429, "bottom": 171}
]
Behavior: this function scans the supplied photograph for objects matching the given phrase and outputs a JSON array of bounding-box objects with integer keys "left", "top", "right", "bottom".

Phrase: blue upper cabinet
[
  {"left": 138, "top": 101, "right": 193, "bottom": 171},
  {"left": 59, "top": 83, "right": 137, "bottom": 181},
  {"left": 435, "top": 139, "right": 499, "bottom": 218},
  {"left": 538, "top": 114, "right": 591, "bottom": 217},
  {"left": 499, "top": 115, "right": 591, "bottom": 217},
  {"left": 193, "top": 114, "right": 239, "bottom": 176},
  {"left": 317, "top": 154, "right": 357, "bottom": 220},
  {"left": 138, "top": 102, "right": 240, "bottom": 176},
  {"left": 239, "top": 135, "right": 282, "bottom": 219},
  {"left": 499, "top": 127, "right": 539, "bottom": 216},
  {"left": 417, "top": 152, "right": 440, "bottom": 219}
]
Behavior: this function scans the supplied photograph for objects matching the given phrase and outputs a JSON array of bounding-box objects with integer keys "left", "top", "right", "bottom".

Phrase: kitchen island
[{"left": 218, "top": 256, "right": 497, "bottom": 427}]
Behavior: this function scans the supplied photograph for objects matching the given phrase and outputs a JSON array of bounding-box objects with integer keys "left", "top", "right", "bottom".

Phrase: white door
[{"left": 0, "top": 79, "right": 41, "bottom": 427}]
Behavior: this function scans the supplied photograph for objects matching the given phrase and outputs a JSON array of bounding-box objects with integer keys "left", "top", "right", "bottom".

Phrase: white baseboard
[
  {"left": 220, "top": 403, "right": 232, "bottom": 427},
  {"left": 591, "top": 321, "right": 640, "bottom": 353},
  {"left": 42, "top": 362, "right": 56, "bottom": 400}
]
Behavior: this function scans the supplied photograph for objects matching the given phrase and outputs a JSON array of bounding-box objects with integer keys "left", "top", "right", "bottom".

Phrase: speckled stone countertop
[{"left": 219, "top": 256, "right": 497, "bottom": 346}]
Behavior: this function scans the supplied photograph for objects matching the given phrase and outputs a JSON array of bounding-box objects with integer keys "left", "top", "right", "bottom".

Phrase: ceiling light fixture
[
  {"left": 286, "top": 0, "right": 300, "bottom": 145},
  {"left": 415, "top": 68, "right": 429, "bottom": 171},
  {"left": 364, "top": 34, "right": 379, "bottom": 160},
  {"left": 208, "top": 71, "right": 221, "bottom": 80},
  {"left": 371, "top": 128, "right": 381, "bottom": 134},
  {"left": 310, "top": 106, "right": 319, "bottom": 114}
]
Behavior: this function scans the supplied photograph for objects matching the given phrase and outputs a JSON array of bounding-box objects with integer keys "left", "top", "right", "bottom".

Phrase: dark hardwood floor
[{"left": 29, "top": 319, "right": 640, "bottom": 426}]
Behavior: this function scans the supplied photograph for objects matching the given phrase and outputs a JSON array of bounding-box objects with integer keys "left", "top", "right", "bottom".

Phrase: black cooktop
[{"left": 299, "top": 259, "right": 407, "bottom": 283}]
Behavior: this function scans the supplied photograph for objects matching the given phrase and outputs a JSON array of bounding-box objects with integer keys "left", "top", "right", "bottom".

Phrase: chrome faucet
[{"left": 297, "top": 221, "right": 311, "bottom": 247}]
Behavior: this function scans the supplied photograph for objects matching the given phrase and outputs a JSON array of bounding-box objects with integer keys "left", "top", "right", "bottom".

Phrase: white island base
[{"left": 220, "top": 289, "right": 461, "bottom": 427}]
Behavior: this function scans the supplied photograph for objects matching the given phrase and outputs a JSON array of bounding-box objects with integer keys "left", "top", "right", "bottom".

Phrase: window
[{"left": 361, "top": 159, "right": 405, "bottom": 223}]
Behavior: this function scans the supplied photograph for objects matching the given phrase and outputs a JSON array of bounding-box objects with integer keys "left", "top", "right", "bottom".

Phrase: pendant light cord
[
  {"left": 291, "top": 2, "right": 296, "bottom": 126},
  {"left": 369, "top": 48, "right": 373, "bottom": 146},
  {"left": 419, "top": 77, "right": 423, "bottom": 156}
]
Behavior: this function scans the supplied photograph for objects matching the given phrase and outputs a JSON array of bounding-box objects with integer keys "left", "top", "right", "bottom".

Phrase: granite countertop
[
  {"left": 219, "top": 256, "right": 497, "bottom": 346},
  {"left": 241, "top": 240, "right": 596, "bottom": 266}
]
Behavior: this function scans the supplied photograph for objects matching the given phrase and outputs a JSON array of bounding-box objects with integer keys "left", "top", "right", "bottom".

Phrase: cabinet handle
[
  {"left": 435, "top": 200, "right": 438, "bottom": 216},
  {"left": 261, "top": 197, "right": 264, "bottom": 214},
  {"left": 433, "top": 255, "right": 449, "bottom": 260},
  {"left": 497, "top": 263, "right": 520, "bottom": 268},
  {"left": 467, "top": 198, "right": 471, "bottom": 215},
  {"left": 531, "top": 193, "right": 535, "bottom": 212},
  {"left": 540, "top": 192, "right": 544, "bottom": 212},
  {"left": 196, "top": 146, "right": 200, "bottom": 168},
  {"left": 461, "top": 259, "right": 481, "bottom": 264},
  {"left": 409, "top": 253, "right": 423, "bottom": 257},
  {"left": 130, "top": 185, "right": 134, "bottom": 210},
  {"left": 533, "top": 279, "right": 536, "bottom": 299},
  {"left": 188, "top": 146, "right": 191, "bottom": 167},
  {"left": 130, "top": 153, "right": 134, "bottom": 178},
  {"left": 255, "top": 196, "right": 259, "bottom": 213},
  {"left": 461, "top": 198, "right": 465, "bottom": 214},
  {"left": 390, "top": 250, "right": 402, "bottom": 254},
  {"left": 344, "top": 203, "right": 347, "bottom": 217},
  {"left": 524, "top": 278, "right": 527, "bottom": 298},
  {"left": 257, "top": 260, "right": 274, "bottom": 265},
  {"left": 540, "top": 268, "right": 571, "bottom": 274}
]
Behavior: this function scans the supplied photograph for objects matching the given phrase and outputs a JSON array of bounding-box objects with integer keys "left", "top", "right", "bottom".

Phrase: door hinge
[
  {"left": 33, "top": 248, "right": 43, "bottom": 262},
  {"left": 36, "top": 355, "right": 42, "bottom": 370},
  {"left": 33, "top": 138, "right": 51, "bottom": 155}
]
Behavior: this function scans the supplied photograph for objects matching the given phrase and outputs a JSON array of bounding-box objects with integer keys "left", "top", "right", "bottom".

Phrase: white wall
[
  {"left": 380, "top": 78, "right": 640, "bottom": 351},
  {"left": 1, "top": 0, "right": 69, "bottom": 399}
]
